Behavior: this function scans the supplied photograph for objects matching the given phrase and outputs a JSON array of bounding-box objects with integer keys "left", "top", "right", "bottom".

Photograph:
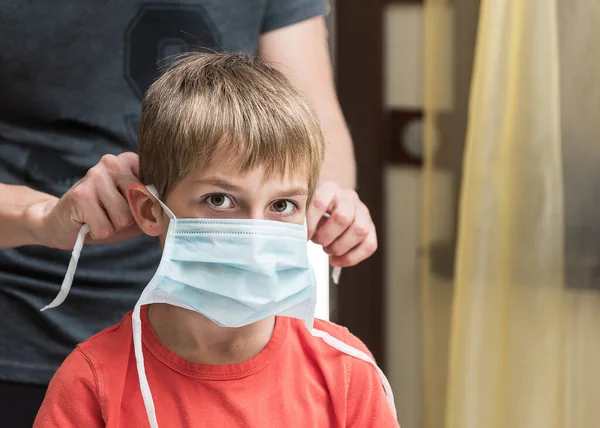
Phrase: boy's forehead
[{"left": 188, "top": 156, "right": 309, "bottom": 189}]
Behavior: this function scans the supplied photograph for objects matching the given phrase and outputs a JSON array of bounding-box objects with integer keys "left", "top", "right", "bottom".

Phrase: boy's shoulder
[
  {"left": 312, "top": 318, "right": 349, "bottom": 337},
  {"left": 288, "top": 317, "right": 374, "bottom": 359},
  {"left": 77, "top": 311, "right": 134, "bottom": 362},
  {"left": 36, "top": 312, "right": 136, "bottom": 426},
  {"left": 288, "top": 318, "right": 396, "bottom": 426}
]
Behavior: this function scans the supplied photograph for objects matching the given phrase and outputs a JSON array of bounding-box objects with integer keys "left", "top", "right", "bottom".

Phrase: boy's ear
[{"left": 127, "top": 182, "right": 166, "bottom": 237}]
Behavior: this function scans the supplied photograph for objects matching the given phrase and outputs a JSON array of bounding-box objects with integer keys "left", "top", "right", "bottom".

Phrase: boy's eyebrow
[
  {"left": 194, "top": 177, "right": 308, "bottom": 197},
  {"left": 276, "top": 188, "right": 309, "bottom": 198},
  {"left": 194, "top": 178, "right": 241, "bottom": 192}
]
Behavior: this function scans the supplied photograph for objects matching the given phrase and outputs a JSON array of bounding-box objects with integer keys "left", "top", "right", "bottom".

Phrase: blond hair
[{"left": 138, "top": 52, "right": 324, "bottom": 200}]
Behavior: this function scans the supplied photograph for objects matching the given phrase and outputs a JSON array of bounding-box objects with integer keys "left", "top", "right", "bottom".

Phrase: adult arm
[
  {"left": 0, "top": 153, "right": 141, "bottom": 250},
  {"left": 259, "top": 16, "right": 356, "bottom": 190},
  {"left": 0, "top": 183, "right": 57, "bottom": 248}
]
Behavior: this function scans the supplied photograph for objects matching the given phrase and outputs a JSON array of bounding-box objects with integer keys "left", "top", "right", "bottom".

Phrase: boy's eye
[
  {"left": 271, "top": 200, "right": 296, "bottom": 215},
  {"left": 206, "top": 194, "right": 233, "bottom": 209}
]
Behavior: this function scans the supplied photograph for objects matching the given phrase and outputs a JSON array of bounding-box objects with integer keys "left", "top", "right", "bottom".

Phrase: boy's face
[
  {"left": 163, "top": 161, "right": 309, "bottom": 226},
  {"left": 129, "top": 152, "right": 312, "bottom": 245}
]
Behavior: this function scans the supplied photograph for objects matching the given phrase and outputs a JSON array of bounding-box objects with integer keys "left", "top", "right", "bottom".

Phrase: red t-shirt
[{"left": 35, "top": 307, "right": 399, "bottom": 427}]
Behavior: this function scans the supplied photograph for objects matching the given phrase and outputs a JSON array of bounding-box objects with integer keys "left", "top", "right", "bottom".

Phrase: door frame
[{"left": 334, "top": 0, "right": 386, "bottom": 367}]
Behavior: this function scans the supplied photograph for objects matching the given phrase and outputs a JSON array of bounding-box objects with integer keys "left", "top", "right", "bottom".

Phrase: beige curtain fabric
[{"left": 421, "top": 0, "right": 600, "bottom": 427}]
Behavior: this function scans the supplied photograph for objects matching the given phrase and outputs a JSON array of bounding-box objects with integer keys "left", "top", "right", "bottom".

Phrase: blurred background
[{"left": 331, "top": 1, "right": 600, "bottom": 427}]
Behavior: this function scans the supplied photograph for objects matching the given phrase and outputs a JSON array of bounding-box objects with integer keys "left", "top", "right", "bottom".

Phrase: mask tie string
[{"left": 41, "top": 224, "right": 89, "bottom": 311}]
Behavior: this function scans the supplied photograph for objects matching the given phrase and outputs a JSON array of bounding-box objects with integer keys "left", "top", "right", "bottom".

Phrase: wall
[
  {"left": 384, "top": 6, "right": 428, "bottom": 427},
  {"left": 383, "top": 3, "right": 477, "bottom": 427}
]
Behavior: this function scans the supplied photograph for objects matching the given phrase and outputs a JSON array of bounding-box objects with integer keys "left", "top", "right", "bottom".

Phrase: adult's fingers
[
  {"left": 329, "top": 228, "right": 378, "bottom": 268},
  {"left": 98, "top": 153, "right": 141, "bottom": 194},
  {"left": 96, "top": 173, "right": 134, "bottom": 230},
  {"left": 307, "top": 181, "right": 337, "bottom": 240},
  {"left": 311, "top": 190, "right": 357, "bottom": 248},
  {"left": 67, "top": 154, "right": 138, "bottom": 241},
  {"left": 323, "top": 202, "right": 372, "bottom": 257},
  {"left": 120, "top": 152, "right": 141, "bottom": 178},
  {"left": 85, "top": 222, "right": 142, "bottom": 245},
  {"left": 66, "top": 184, "right": 115, "bottom": 241}
]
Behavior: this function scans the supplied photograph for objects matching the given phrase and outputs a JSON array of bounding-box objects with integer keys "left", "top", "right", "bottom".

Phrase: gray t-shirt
[{"left": 0, "top": 0, "right": 326, "bottom": 385}]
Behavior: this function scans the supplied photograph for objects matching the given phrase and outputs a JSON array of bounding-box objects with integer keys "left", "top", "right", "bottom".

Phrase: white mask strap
[
  {"left": 311, "top": 328, "right": 397, "bottom": 419},
  {"left": 41, "top": 224, "right": 89, "bottom": 311},
  {"left": 146, "top": 185, "right": 176, "bottom": 220},
  {"left": 132, "top": 304, "right": 160, "bottom": 428},
  {"left": 331, "top": 267, "right": 341, "bottom": 284}
]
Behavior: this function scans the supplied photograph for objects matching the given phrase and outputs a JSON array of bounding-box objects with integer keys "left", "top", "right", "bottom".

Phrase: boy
[{"left": 34, "top": 53, "right": 398, "bottom": 427}]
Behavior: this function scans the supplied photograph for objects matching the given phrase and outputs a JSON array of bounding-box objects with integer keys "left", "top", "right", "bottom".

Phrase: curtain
[{"left": 421, "top": 0, "right": 600, "bottom": 427}]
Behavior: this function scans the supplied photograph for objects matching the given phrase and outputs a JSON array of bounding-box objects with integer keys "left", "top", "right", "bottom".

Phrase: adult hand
[
  {"left": 25, "top": 152, "right": 142, "bottom": 250},
  {"left": 307, "top": 181, "right": 377, "bottom": 268}
]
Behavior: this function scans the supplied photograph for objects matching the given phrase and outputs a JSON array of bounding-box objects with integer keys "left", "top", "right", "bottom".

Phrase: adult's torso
[{"left": 0, "top": 0, "right": 271, "bottom": 385}]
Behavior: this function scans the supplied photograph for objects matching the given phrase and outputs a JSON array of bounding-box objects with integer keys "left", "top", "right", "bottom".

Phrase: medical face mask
[
  {"left": 41, "top": 185, "right": 397, "bottom": 426},
  {"left": 135, "top": 185, "right": 319, "bottom": 330}
]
